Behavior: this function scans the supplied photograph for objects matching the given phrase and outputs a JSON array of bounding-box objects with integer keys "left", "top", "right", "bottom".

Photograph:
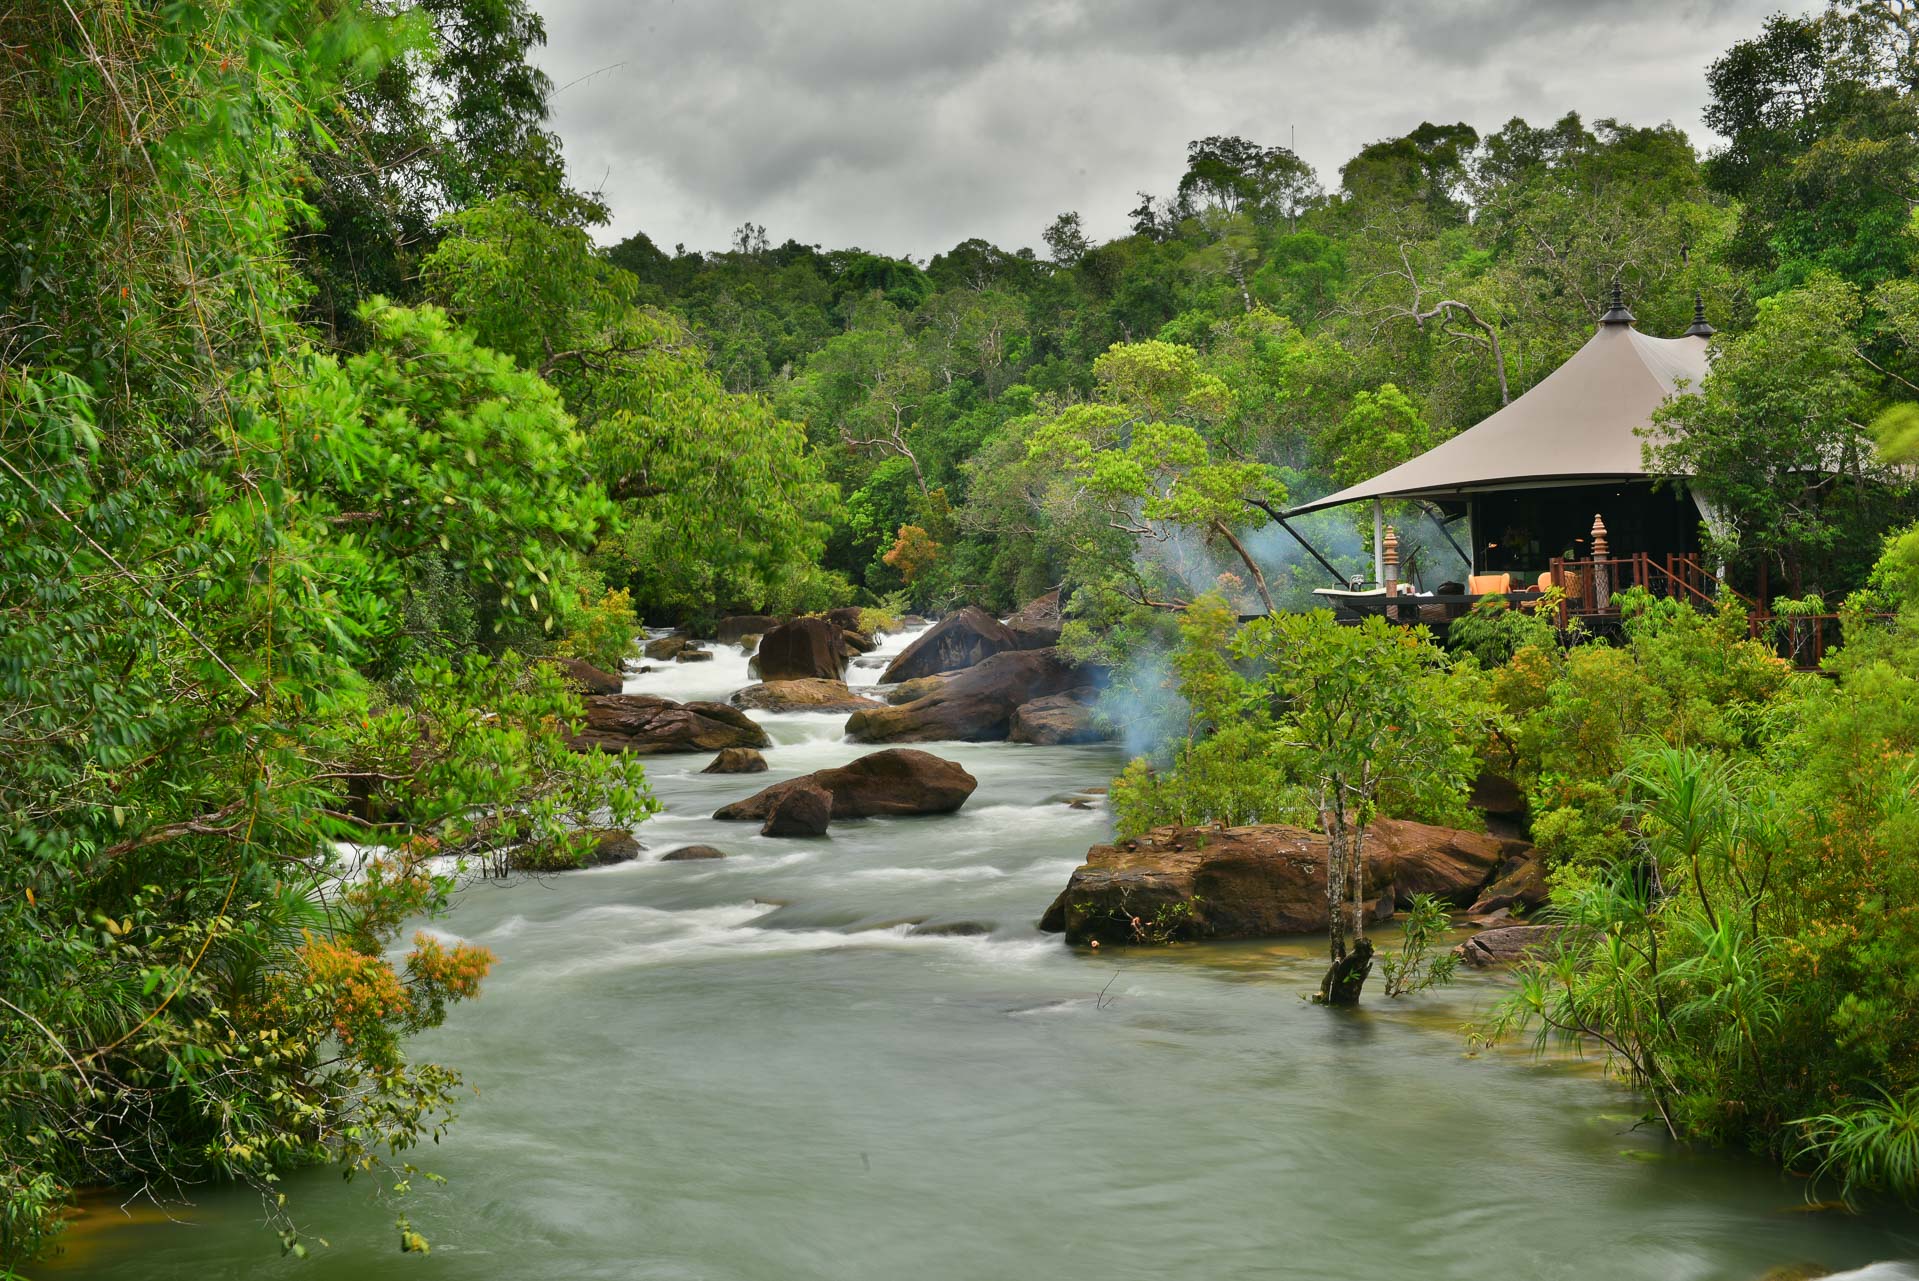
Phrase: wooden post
[
  {"left": 1372, "top": 499, "right": 1385, "bottom": 587},
  {"left": 1381, "top": 525, "right": 1400, "bottom": 623},
  {"left": 1591, "top": 514, "right": 1611, "bottom": 613}
]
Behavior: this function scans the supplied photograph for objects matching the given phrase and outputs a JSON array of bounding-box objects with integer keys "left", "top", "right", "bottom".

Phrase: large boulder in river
[
  {"left": 643, "top": 634, "right": 695, "bottom": 661},
  {"left": 1465, "top": 852, "right": 1550, "bottom": 916},
  {"left": 713, "top": 748, "right": 977, "bottom": 822},
  {"left": 879, "top": 606, "right": 1018, "bottom": 683},
  {"left": 824, "top": 606, "right": 867, "bottom": 632},
  {"left": 1008, "top": 688, "right": 1109, "bottom": 745},
  {"left": 847, "top": 648, "right": 1085, "bottom": 743},
  {"left": 840, "top": 628, "right": 877, "bottom": 655},
  {"left": 662, "top": 844, "right": 728, "bottom": 861},
  {"left": 701, "top": 747, "right": 768, "bottom": 774},
  {"left": 568, "top": 694, "right": 770, "bottom": 756},
  {"left": 1003, "top": 590, "right": 1063, "bottom": 650},
  {"left": 1453, "top": 924, "right": 1564, "bottom": 968},
  {"left": 886, "top": 675, "right": 947, "bottom": 705},
  {"left": 732, "top": 679, "right": 880, "bottom": 714},
  {"left": 544, "top": 656, "right": 622, "bottom": 695},
  {"left": 1039, "top": 819, "right": 1526, "bottom": 945},
  {"left": 716, "top": 614, "right": 783, "bottom": 645},
  {"left": 754, "top": 616, "right": 848, "bottom": 682},
  {"left": 761, "top": 781, "right": 833, "bottom": 837}
]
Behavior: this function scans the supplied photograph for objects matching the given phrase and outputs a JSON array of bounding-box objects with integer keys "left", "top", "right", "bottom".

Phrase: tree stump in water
[{"left": 1316, "top": 937, "right": 1375, "bottom": 1007}]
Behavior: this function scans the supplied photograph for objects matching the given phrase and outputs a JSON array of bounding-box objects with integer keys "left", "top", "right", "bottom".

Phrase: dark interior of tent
[{"left": 1468, "top": 481, "right": 1703, "bottom": 577}]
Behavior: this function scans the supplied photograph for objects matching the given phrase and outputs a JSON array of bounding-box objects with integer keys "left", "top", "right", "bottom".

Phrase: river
[{"left": 58, "top": 627, "right": 1919, "bottom": 1280}]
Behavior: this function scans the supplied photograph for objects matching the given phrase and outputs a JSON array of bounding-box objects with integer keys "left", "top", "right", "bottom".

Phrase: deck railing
[{"left": 1544, "top": 555, "right": 1891, "bottom": 670}]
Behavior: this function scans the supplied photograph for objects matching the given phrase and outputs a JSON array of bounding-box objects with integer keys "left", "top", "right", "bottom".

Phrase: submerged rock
[
  {"left": 755, "top": 616, "right": 849, "bottom": 682},
  {"left": 1039, "top": 819, "right": 1526, "bottom": 946},
  {"left": 846, "top": 648, "right": 1086, "bottom": 743},
  {"left": 713, "top": 748, "right": 978, "bottom": 823},
  {"left": 701, "top": 747, "right": 768, "bottom": 774},
  {"left": 761, "top": 781, "right": 832, "bottom": 837},
  {"left": 661, "top": 844, "right": 728, "bottom": 860},
  {"left": 1008, "top": 688, "right": 1109, "bottom": 745},
  {"left": 567, "top": 694, "right": 769, "bottom": 756},
  {"left": 731, "top": 679, "right": 881, "bottom": 713},
  {"left": 879, "top": 606, "right": 1019, "bottom": 683},
  {"left": 675, "top": 648, "right": 714, "bottom": 663}
]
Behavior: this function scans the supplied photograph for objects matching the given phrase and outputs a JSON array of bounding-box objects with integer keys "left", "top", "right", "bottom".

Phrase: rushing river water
[{"left": 58, "top": 628, "right": 1919, "bottom": 1280}]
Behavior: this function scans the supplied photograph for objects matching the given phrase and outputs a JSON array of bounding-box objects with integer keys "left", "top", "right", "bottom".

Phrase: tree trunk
[
  {"left": 1317, "top": 937, "right": 1375, "bottom": 1007},
  {"left": 1213, "top": 519, "right": 1276, "bottom": 615}
]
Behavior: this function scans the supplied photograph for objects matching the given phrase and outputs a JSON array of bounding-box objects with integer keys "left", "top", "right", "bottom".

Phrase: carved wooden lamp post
[
  {"left": 1591, "top": 513, "right": 1611, "bottom": 612},
  {"left": 1382, "top": 525, "right": 1399, "bottom": 597}
]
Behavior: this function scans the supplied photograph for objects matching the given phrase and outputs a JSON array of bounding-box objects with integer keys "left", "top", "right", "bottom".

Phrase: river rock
[
  {"left": 755, "top": 616, "right": 849, "bottom": 682},
  {"left": 643, "top": 634, "right": 695, "bottom": 661},
  {"left": 841, "top": 628, "right": 877, "bottom": 655},
  {"left": 735, "top": 634, "right": 762, "bottom": 655},
  {"left": 716, "top": 614, "right": 783, "bottom": 645},
  {"left": 1452, "top": 924, "right": 1564, "bottom": 968},
  {"left": 1465, "top": 853, "right": 1550, "bottom": 916},
  {"left": 568, "top": 694, "right": 770, "bottom": 756},
  {"left": 544, "top": 656, "right": 623, "bottom": 695},
  {"left": 1366, "top": 821, "right": 1526, "bottom": 907},
  {"left": 512, "top": 828, "right": 640, "bottom": 872},
  {"left": 1039, "top": 819, "right": 1523, "bottom": 945},
  {"left": 1004, "top": 590, "right": 1063, "bottom": 650},
  {"left": 1008, "top": 688, "right": 1108, "bottom": 745},
  {"left": 661, "top": 844, "right": 729, "bottom": 860},
  {"left": 713, "top": 748, "right": 977, "bottom": 822},
  {"left": 732, "top": 679, "right": 881, "bottom": 713},
  {"left": 879, "top": 606, "right": 1019, "bottom": 683},
  {"left": 824, "top": 606, "right": 867, "bottom": 632},
  {"left": 761, "top": 781, "right": 832, "bottom": 837},
  {"left": 675, "top": 648, "right": 714, "bottom": 663},
  {"left": 886, "top": 675, "right": 947, "bottom": 705},
  {"left": 846, "top": 648, "right": 1085, "bottom": 743},
  {"left": 701, "top": 747, "right": 768, "bottom": 774}
]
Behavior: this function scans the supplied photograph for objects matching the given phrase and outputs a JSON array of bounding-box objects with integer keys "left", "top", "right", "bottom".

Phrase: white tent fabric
[{"left": 1286, "top": 321, "right": 1711, "bottom": 516}]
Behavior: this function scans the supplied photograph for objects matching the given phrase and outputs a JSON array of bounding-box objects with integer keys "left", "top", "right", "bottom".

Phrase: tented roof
[{"left": 1286, "top": 320, "right": 1710, "bottom": 516}]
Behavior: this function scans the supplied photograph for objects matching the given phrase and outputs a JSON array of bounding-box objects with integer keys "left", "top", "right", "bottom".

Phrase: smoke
[{"left": 1090, "top": 501, "right": 1476, "bottom": 761}]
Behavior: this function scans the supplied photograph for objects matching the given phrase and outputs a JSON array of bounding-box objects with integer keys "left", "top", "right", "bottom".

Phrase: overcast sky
[{"left": 531, "top": 0, "right": 1794, "bottom": 261}]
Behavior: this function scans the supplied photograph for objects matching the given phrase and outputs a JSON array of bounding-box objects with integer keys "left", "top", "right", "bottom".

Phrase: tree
[
  {"left": 1024, "top": 341, "right": 1288, "bottom": 613},
  {"left": 1234, "top": 613, "right": 1483, "bottom": 1005},
  {"left": 422, "top": 198, "right": 840, "bottom": 617},
  {"left": 1645, "top": 272, "right": 1909, "bottom": 594},
  {"left": 1043, "top": 211, "right": 1092, "bottom": 266},
  {"left": 1175, "top": 135, "right": 1322, "bottom": 232}
]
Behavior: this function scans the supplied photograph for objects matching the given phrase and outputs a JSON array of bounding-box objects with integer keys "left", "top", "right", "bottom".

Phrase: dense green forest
[{"left": 6, "top": 0, "right": 1919, "bottom": 1268}]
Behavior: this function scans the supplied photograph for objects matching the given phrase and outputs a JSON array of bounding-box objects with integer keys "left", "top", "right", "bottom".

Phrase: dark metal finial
[
  {"left": 1599, "top": 279, "right": 1636, "bottom": 326},
  {"left": 1683, "top": 291, "right": 1716, "bottom": 338}
]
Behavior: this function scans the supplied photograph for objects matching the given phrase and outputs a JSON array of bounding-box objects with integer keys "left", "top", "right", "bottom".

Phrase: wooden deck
[{"left": 1316, "top": 554, "right": 1883, "bottom": 671}]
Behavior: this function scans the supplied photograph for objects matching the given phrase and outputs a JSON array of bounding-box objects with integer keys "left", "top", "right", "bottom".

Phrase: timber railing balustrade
[
  {"left": 1324, "top": 552, "right": 1893, "bottom": 671},
  {"left": 1541, "top": 554, "right": 1892, "bottom": 671}
]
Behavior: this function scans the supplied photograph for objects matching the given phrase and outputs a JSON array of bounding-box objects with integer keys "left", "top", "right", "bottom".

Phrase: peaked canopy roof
[{"left": 1286, "top": 316, "right": 1711, "bottom": 517}]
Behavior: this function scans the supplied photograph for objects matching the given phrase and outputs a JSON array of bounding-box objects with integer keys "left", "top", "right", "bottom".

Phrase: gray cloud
[{"left": 532, "top": 0, "right": 1794, "bottom": 260}]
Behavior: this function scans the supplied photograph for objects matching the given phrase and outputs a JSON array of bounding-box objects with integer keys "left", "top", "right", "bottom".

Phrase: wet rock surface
[
  {"left": 567, "top": 694, "right": 770, "bottom": 755},
  {"left": 713, "top": 748, "right": 978, "bottom": 823}
]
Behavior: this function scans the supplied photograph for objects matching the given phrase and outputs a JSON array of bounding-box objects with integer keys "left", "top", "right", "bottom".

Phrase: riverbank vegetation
[{"left": 9, "top": 0, "right": 1919, "bottom": 1266}]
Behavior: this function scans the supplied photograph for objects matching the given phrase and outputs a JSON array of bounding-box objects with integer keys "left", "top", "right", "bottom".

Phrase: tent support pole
[
  {"left": 1242, "top": 498, "right": 1347, "bottom": 588},
  {"left": 1418, "top": 502, "right": 1473, "bottom": 569},
  {"left": 1372, "top": 500, "right": 1385, "bottom": 586}
]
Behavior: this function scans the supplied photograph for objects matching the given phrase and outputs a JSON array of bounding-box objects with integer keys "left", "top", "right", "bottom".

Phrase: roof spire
[
  {"left": 1599, "top": 279, "right": 1635, "bottom": 326},
  {"left": 1683, "top": 291, "right": 1716, "bottom": 338}
]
